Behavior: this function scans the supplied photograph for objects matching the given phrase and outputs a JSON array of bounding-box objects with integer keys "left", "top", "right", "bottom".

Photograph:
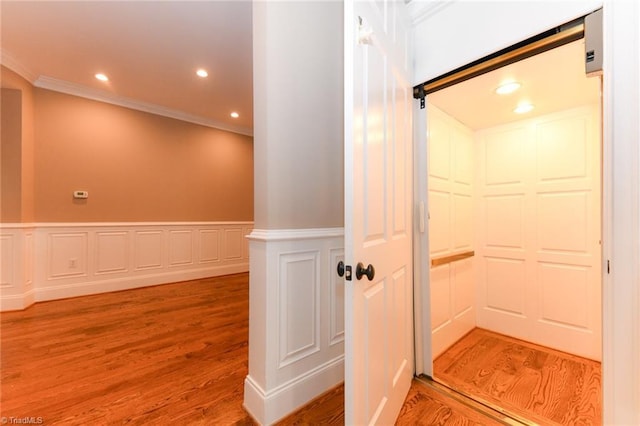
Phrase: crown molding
[
  {"left": 0, "top": 50, "right": 253, "bottom": 137},
  {"left": 0, "top": 49, "right": 38, "bottom": 83},
  {"left": 33, "top": 75, "right": 253, "bottom": 137}
]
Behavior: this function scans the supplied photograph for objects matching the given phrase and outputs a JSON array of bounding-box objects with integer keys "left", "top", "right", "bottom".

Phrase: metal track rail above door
[{"left": 413, "top": 17, "right": 585, "bottom": 100}]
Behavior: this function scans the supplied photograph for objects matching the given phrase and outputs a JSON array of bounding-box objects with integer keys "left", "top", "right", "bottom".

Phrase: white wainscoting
[
  {"left": 0, "top": 222, "right": 252, "bottom": 311},
  {"left": 243, "top": 228, "right": 344, "bottom": 425},
  {"left": 0, "top": 225, "right": 36, "bottom": 311}
]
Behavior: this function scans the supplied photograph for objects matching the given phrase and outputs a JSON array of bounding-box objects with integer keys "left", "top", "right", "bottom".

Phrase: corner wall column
[{"left": 244, "top": 1, "right": 345, "bottom": 423}]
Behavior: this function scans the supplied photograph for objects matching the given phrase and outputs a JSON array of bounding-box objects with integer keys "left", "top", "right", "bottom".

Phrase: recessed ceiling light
[
  {"left": 230, "top": 112, "right": 239, "bottom": 118},
  {"left": 514, "top": 103, "right": 534, "bottom": 114},
  {"left": 95, "top": 73, "right": 109, "bottom": 82},
  {"left": 495, "top": 81, "right": 521, "bottom": 95},
  {"left": 196, "top": 69, "right": 208, "bottom": 78}
]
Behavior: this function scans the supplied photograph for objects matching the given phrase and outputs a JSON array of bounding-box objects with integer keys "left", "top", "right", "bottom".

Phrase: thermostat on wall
[{"left": 73, "top": 190, "right": 89, "bottom": 199}]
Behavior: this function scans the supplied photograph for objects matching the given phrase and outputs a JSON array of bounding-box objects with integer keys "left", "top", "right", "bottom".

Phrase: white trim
[
  {"left": 248, "top": 227, "right": 344, "bottom": 242},
  {"left": 34, "top": 75, "right": 253, "bottom": 137},
  {"left": 413, "top": 95, "right": 431, "bottom": 377},
  {"left": 0, "top": 221, "right": 253, "bottom": 311},
  {"left": 243, "top": 356, "right": 344, "bottom": 425},
  {"left": 602, "top": 0, "right": 640, "bottom": 423},
  {"left": 0, "top": 49, "right": 38, "bottom": 83},
  {"left": 243, "top": 376, "right": 268, "bottom": 424},
  {"left": 0, "top": 224, "right": 36, "bottom": 230},
  {"left": 0, "top": 290, "right": 35, "bottom": 312},
  {"left": 34, "top": 263, "right": 247, "bottom": 303}
]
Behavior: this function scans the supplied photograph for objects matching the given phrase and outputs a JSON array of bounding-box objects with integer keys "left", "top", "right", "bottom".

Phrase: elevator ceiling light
[
  {"left": 495, "top": 81, "right": 521, "bottom": 95},
  {"left": 95, "top": 73, "right": 109, "bottom": 82},
  {"left": 514, "top": 103, "right": 534, "bottom": 114},
  {"left": 196, "top": 69, "right": 208, "bottom": 78}
]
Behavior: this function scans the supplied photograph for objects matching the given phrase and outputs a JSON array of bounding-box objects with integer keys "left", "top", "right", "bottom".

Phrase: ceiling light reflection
[
  {"left": 514, "top": 103, "right": 534, "bottom": 114},
  {"left": 495, "top": 81, "right": 521, "bottom": 95}
]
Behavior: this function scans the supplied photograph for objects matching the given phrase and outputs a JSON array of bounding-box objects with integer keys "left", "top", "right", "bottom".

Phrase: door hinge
[{"left": 607, "top": 259, "right": 610, "bottom": 274}]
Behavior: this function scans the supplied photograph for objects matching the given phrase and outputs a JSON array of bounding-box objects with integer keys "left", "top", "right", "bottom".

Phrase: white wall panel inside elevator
[
  {"left": 428, "top": 104, "right": 476, "bottom": 358},
  {"left": 428, "top": 102, "right": 602, "bottom": 362},
  {"left": 476, "top": 104, "right": 601, "bottom": 361}
]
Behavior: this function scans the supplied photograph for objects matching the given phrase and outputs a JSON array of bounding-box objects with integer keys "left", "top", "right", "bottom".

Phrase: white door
[{"left": 344, "top": 1, "right": 414, "bottom": 424}]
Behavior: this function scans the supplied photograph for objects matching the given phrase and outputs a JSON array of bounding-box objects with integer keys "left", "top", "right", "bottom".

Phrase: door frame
[
  {"left": 412, "top": 2, "right": 640, "bottom": 423},
  {"left": 413, "top": 11, "right": 603, "bottom": 379},
  {"left": 412, "top": 14, "right": 597, "bottom": 380}
]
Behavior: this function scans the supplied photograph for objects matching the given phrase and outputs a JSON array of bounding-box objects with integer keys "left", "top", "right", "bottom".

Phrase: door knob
[
  {"left": 355, "top": 262, "right": 375, "bottom": 281},
  {"left": 337, "top": 261, "right": 345, "bottom": 277}
]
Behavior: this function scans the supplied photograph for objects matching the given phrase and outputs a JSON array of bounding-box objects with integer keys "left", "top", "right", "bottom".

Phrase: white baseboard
[
  {"left": 1, "top": 222, "right": 252, "bottom": 311},
  {"left": 243, "top": 356, "right": 344, "bottom": 425},
  {"left": 33, "top": 263, "right": 248, "bottom": 303},
  {"left": 0, "top": 289, "right": 35, "bottom": 311}
]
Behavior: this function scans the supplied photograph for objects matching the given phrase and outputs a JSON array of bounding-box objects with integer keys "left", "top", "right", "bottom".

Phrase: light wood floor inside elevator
[{"left": 433, "top": 328, "right": 602, "bottom": 425}]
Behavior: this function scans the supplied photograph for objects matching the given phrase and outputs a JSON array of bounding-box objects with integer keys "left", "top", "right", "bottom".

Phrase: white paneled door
[
  {"left": 344, "top": 0, "right": 413, "bottom": 424},
  {"left": 476, "top": 105, "right": 602, "bottom": 360}
]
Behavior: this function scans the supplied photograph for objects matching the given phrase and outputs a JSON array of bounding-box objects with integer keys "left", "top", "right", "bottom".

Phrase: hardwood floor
[
  {"left": 433, "top": 328, "right": 602, "bottom": 426},
  {"left": 275, "top": 385, "right": 345, "bottom": 425},
  {"left": 397, "top": 380, "right": 508, "bottom": 426},
  {"left": 1, "top": 274, "right": 255, "bottom": 425},
  {"left": 276, "top": 380, "right": 513, "bottom": 426},
  {"left": 2, "top": 275, "right": 555, "bottom": 425}
]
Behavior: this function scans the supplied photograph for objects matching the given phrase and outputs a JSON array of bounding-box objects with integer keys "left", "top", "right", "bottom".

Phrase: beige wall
[
  {"left": 1, "top": 89, "right": 23, "bottom": 222},
  {"left": 1, "top": 66, "right": 253, "bottom": 223},
  {"left": 1, "top": 66, "right": 36, "bottom": 223}
]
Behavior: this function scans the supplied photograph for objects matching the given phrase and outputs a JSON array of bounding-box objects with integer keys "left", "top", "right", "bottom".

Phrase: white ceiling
[
  {"left": 1, "top": 1, "right": 253, "bottom": 135},
  {"left": 428, "top": 39, "right": 601, "bottom": 130},
  {"left": 1, "top": 2, "right": 599, "bottom": 136}
]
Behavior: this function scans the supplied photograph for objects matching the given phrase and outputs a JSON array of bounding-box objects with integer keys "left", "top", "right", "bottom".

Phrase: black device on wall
[{"left": 585, "top": 8, "right": 603, "bottom": 76}]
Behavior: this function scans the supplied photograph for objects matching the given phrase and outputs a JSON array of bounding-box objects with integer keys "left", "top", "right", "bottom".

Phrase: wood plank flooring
[
  {"left": 397, "top": 380, "right": 509, "bottom": 426},
  {"left": 1, "top": 274, "right": 255, "bottom": 425},
  {"left": 275, "top": 380, "right": 512, "bottom": 426},
  {"left": 3, "top": 274, "right": 582, "bottom": 425},
  {"left": 6, "top": 274, "right": 507, "bottom": 426},
  {"left": 433, "top": 328, "right": 602, "bottom": 426}
]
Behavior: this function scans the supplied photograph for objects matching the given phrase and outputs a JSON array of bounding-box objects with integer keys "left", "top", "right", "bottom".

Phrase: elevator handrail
[{"left": 430, "top": 250, "right": 474, "bottom": 268}]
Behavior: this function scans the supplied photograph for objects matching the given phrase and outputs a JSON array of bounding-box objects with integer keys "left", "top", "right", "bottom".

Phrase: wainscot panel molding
[
  {"left": 244, "top": 228, "right": 345, "bottom": 425},
  {"left": 0, "top": 222, "right": 252, "bottom": 311},
  {"left": 0, "top": 226, "right": 36, "bottom": 311}
]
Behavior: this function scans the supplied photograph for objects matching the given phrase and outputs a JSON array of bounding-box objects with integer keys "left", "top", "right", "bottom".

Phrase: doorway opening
[{"left": 417, "top": 17, "right": 603, "bottom": 425}]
